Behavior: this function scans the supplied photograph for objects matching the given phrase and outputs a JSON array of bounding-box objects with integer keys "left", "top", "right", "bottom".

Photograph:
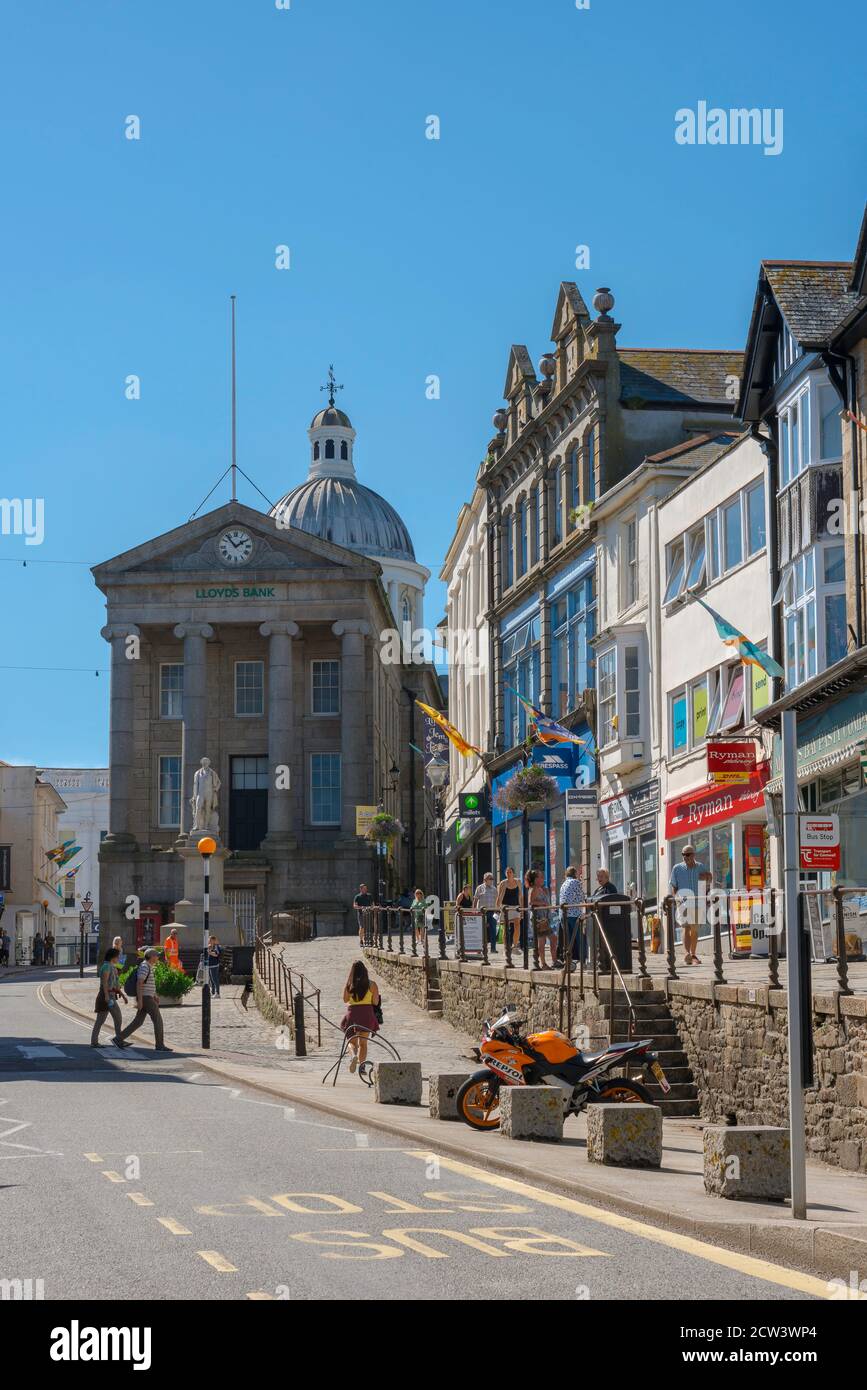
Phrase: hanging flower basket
[
  {"left": 365, "top": 812, "right": 404, "bottom": 843},
  {"left": 494, "top": 765, "right": 558, "bottom": 814}
]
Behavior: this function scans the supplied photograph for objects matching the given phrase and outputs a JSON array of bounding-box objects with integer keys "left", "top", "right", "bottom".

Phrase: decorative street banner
[
  {"left": 707, "top": 740, "right": 757, "bottom": 784},
  {"left": 665, "top": 763, "right": 770, "bottom": 838},
  {"left": 421, "top": 709, "right": 450, "bottom": 788}
]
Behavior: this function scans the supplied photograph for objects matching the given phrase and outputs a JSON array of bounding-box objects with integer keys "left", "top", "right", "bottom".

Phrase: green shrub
[{"left": 121, "top": 960, "right": 195, "bottom": 999}]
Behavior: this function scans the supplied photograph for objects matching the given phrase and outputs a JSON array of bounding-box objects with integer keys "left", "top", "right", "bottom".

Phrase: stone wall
[
  {"left": 365, "top": 949, "right": 428, "bottom": 1010},
  {"left": 365, "top": 949, "right": 609, "bottom": 1045},
  {"left": 669, "top": 980, "right": 867, "bottom": 1173}
]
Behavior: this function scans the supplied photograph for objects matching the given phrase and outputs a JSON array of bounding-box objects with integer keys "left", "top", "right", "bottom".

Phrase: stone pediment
[
  {"left": 502, "top": 345, "right": 536, "bottom": 400},
  {"left": 550, "top": 281, "right": 591, "bottom": 343},
  {"left": 93, "top": 501, "right": 382, "bottom": 584}
]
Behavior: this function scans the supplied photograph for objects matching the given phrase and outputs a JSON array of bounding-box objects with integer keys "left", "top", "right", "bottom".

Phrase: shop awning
[
  {"left": 765, "top": 737, "right": 866, "bottom": 793},
  {"left": 665, "top": 763, "right": 770, "bottom": 840}
]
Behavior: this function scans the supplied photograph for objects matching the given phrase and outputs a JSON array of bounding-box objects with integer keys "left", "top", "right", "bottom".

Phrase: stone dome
[{"left": 271, "top": 477, "right": 416, "bottom": 561}]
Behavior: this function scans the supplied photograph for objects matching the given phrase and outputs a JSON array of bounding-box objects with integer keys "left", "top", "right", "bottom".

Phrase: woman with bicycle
[{"left": 341, "top": 959, "right": 381, "bottom": 1077}]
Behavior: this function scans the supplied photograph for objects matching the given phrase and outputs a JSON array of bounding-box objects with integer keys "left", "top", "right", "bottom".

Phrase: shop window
[
  {"left": 670, "top": 688, "right": 688, "bottom": 754},
  {"left": 690, "top": 675, "right": 709, "bottom": 744},
  {"left": 639, "top": 833, "right": 657, "bottom": 905}
]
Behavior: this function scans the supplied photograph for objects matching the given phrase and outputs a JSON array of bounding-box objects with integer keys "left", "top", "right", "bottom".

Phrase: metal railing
[
  {"left": 254, "top": 935, "right": 322, "bottom": 1053},
  {"left": 268, "top": 908, "right": 317, "bottom": 943},
  {"left": 655, "top": 886, "right": 867, "bottom": 996}
]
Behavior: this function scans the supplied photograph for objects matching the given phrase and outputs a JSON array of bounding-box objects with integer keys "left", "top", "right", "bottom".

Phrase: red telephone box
[{"left": 136, "top": 905, "right": 164, "bottom": 950}]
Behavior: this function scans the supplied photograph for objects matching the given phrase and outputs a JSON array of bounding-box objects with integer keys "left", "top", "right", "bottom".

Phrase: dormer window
[
  {"left": 340, "top": 440, "right": 349, "bottom": 461},
  {"left": 325, "top": 439, "right": 335, "bottom": 460},
  {"left": 313, "top": 441, "right": 320, "bottom": 460}
]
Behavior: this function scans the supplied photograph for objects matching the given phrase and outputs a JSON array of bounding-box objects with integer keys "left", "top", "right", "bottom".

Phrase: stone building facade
[{"left": 94, "top": 437, "right": 439, "bottom": 950}]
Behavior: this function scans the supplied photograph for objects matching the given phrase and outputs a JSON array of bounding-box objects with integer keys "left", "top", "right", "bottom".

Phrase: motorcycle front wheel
[
  {"left": 455, "top": 1074, "right": 502, "bottom": 1130},
  {"left": 587, "top": 1077, "right": 656, "bottom": 1105}
]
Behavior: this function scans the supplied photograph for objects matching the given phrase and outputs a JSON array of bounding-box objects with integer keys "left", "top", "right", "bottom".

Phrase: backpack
[{"left": 123, "top": 964, "right": 141, "bottom": 998}]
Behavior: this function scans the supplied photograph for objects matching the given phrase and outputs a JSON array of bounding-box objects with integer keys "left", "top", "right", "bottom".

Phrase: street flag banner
[
  {"left": 506, "top": 686, "right": 586, "bottom": 746},
  {"left": 414, "top": 701, "right": 482, "bottom": 758},
  {"left": 694, "top": 597, "right": 784, "bottom": 679},
  {"left": 46, "top": 839, "right": 76, "bottom": 862}
]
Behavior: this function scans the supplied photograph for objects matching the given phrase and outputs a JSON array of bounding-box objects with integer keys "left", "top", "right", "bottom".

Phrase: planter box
[{"left": 157, "top": 996, "right": 184, "bottom": 1008}]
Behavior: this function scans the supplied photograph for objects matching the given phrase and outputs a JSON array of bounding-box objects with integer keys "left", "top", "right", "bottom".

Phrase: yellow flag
[{"left": 415, "top": 701, "right": 482, "bottom": 758}]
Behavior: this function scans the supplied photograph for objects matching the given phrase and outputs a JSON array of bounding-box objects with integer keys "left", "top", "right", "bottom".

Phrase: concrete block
[
  {"left": 373, "top": 1061, "right": 422, "bottom": 1106},
  {"left": 586, "top": 1104, "right": 662, "bottom": 1168},
  {"left": 704, "top": 1126, "right": 790, "bottom": 1200},
  {"left": 500, "top": 1086, "right": 563, "bottom": 1142},
  {"left": 429, "top": 1072, "right": 473, "bottom": 1121}
]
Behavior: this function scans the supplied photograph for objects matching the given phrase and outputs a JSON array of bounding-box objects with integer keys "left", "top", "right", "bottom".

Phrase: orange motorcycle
[{"left": 456, "top": 1005, "right": 669, "bottom": 1131}]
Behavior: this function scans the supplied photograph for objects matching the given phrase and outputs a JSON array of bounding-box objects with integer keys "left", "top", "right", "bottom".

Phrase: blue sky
[{"left": 1, "top": 0, "right": 864, "bottom": 766}]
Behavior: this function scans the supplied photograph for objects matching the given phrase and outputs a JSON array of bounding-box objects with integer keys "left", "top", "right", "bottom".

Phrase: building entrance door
[{"left": 229, "top": 756, "right": 268, "bottom": 851}]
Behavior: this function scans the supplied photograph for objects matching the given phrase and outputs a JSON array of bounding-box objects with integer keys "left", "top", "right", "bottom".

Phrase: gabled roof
[
  {"left": 762, "top": 262, "right": 861, "bottom": 345},
  {"left": 739, "top": 251, "right": 867, "bottom": 420},
  {"left": 502, "top": 345, "right": 536, "bottom": 400},
  {"left": 618, "top": 349, "right": 742, "bottom": 406},
  {"left": 549, "top": 281, "right": 591, "bottom": 342}
]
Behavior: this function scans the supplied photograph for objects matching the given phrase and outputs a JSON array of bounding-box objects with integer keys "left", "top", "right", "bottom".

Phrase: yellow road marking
[
  {"left": 197, "top": 1250, "right": 238, "bottom": 1272},
  {"left": 101, "top": 1170, "right": 125, "bottom": 1183},
  {"left": 158, "top": 1217, "right": 192, "bottom": 1235},
  {"left": 247, "top": 1291, "right": 276, "bottom": 1300},
  {"left": 403, "top": 1150, "right": 858, "bottom": 1300},
  {"left": 127, "top": 1193, "right": 154, "bottom": 1207},
  {"left": 84, "top": 1153, "right": 103, "bottom": 1163}
]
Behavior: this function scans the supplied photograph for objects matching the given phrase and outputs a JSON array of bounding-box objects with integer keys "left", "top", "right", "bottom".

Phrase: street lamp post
[
  {"left": 425, "top": 755, "right": 449, "bottom": 943},
  {"left": 197, "top": 836, "right": 217, "bottom": 1050}
]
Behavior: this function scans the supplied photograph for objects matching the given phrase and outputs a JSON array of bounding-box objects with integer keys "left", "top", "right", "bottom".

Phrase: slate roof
[
  {"left": 618, "top": 349, "right": 743, "bottom": 405},
  {"left": 645, "top": 430, "right": 746, "bottom": 469},
  {"left": 762, "top": 261, "right": 863, "bottom": 345}
]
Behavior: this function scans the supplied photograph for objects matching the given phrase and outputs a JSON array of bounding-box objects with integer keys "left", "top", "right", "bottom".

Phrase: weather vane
[{"left": 321, "top": 364, "right": 343, "bottom": 407}]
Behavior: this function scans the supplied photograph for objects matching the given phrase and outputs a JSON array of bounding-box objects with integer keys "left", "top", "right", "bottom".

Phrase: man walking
[
  {"left": 0, "top": 928, "right": 10, "bottom": 966},
  {"left": 353, "top": 883, "right": 373, "bottom": 943},
  {"left": 473, "top": 872, "right": 499, "bottom": 954},
  {"left": 116, "top": 948, "right": 172, "bottom": 1052},
  {"left": 558, "top": 866, "right": 585, "bottom": 965},
  {"left": 669, "top": 844, "right": 712, "bottom": 966}
]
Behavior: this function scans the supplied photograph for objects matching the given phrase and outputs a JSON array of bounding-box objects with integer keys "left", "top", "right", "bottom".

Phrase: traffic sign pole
[{"left": 782, "top": 710, "right": 807, "bottom": 1220}]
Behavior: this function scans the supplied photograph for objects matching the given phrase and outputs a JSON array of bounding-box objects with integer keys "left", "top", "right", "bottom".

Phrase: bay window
[
  {"left": 551, "top": 576, "right": 596, "bottom": 719},
  {"left": 598, "top": 649, "right": 617, "bottom": 746},
  {"left": 502, "top": 615, "right": 541, "bottom": 746},
  {"left": 782, "top": 542, "right": 845, "bottom": 689}
]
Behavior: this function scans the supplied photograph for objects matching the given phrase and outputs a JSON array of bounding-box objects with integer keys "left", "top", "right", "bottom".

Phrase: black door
[{"left": 229, "top": 756, "right": 268, "bottom": 850}]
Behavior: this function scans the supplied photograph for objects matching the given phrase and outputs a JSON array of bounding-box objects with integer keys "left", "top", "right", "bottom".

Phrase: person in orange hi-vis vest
[{"left": 164, "top": 927, "right": 181, "bottom": 970}]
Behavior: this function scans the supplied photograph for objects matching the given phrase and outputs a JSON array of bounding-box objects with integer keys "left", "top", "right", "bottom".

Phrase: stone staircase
[
  {"left": 425, "top": 959, "right": 443, "bottom": 1018},
  {"left": 598, "top": 987, "right": 700, "bottom": 1117}
]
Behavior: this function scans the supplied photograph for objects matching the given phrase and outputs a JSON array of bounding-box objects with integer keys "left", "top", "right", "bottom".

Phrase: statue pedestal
[{"left": 173, "top": 844, "right": 235, "bottom": 946}]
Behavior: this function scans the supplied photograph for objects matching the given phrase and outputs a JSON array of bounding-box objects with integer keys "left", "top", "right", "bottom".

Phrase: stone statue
[{"left": 190, "top": 757, "right": 221, "bottom": 835}]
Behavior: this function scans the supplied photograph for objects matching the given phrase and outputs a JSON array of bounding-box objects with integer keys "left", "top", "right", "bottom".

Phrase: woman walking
[
  {"left": 112, "top": 935, "right": 126, "bottom": 970},
  {"left": 496, "top": 866, "right": 523, "bottom": 953},
  {"left": 341, "top": 960, "right": 380, "bottom": 1076},
  {"left": 526, "top": 869, "right": 555, "bottom": 968},
  {"left": 91, "top": 947, "right": 128, "bottom": 1048},
  {"left": 410, "top": 888, "right": 427, "bottom": 948}
]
